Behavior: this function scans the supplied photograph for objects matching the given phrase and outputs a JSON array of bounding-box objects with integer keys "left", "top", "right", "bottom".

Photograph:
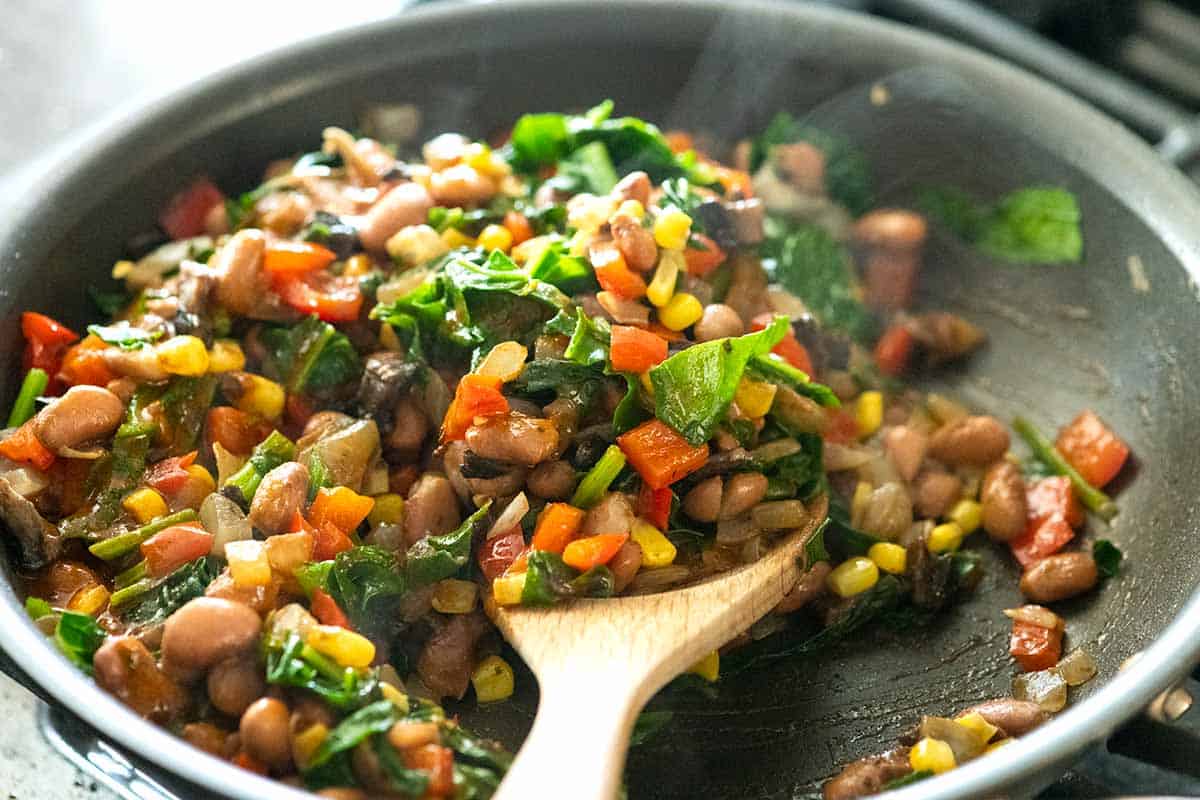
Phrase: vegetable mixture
[{"left": 3, "top": 102, "right": 1127, "bottom": 799}]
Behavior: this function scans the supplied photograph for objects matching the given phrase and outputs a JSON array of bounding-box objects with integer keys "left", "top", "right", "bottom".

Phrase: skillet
[{"left": 3, "top": 2, "right": 1200, "bottom": 798}]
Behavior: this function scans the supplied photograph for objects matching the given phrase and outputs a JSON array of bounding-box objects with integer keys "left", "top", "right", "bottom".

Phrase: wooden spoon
[{"left": 487, "top": 494, "right": 828, "bottom": 800}]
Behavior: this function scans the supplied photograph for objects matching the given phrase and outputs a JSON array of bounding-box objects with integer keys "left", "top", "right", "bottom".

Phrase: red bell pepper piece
[
  {"left": 1010, "top": 619, "right": 1063, "bottom": 672},
  {"left": 617, "top": 419, "right": 709, "bottom": 490},
  {"left": 441, "top": 374, "right": 509, "bottom": 442},
  {"left": 22, "top": 312, "right": 80, "bottom": 393},
  {"left": 823, "top": 407, "right": 860, "bottom": 445},
  {"left": 0, "top": 423, "right": 55, "bottom": 471},
  {"left": 591, "top": 241, "right": 647, "bottom": 300},
  {"left": 263, "top": 240, "right": 337, "bottom": 274},
  {"left": 293, "top": 512, "right": 353, "bottom": 562},
  {"left": 159, "top": 177, "right": 225, "bottom": 240},
  {"left": 309, "top": 487, "right": 375, "bottom": 534},
  {"left": 1027, "top": 475, "right": 1084, "bottom": 529},
  {"left": 609, "top": 325, "right": 668, "bottom": 373},
  {"left": 144, "top": 451, "right": 198, "bottom": 495},
  {"left": 310, "top": 588, "right": 353, "bottom": 629},
  {"left": 58, "top": 335, "right": 116, "bottom": 388},
  {"left": 563, "top": 533, "right": 629, "bottom": 571},
  {"left": 638, "top": 483, "right": 673, "bottom": 530},
  {"left": 1010, "top": 515, "right": 1075, "bottom": 569},
  {"left": 531, "top": 502, "right": 585, "bottom": 553},
  {"left": 273, "top": 271, "right": 363, "bottom": 322},
  {"left": 874, "top": 324, "right": 914, "bottom": 377},
  {"left": 403, "top": 744, "right": 454, "bottom": 797},
  {"left": 751, "top": 313, "right": 813, "bottom": 375},
  {"left": 683, "top": 234, "right": 727, "bottom": 277},
  {"left": 478, "top": 530, "right": 527, "bottom": 581},
  {"left": 1055, "top": 410, "right": 1129, "bottom": 489},
  {"left": 141, "top": 524, "right": 213, "bottom": 578}
]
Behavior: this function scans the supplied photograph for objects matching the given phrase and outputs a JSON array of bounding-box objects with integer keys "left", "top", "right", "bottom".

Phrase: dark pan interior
[{"left": 2, "top": 4, "right": 1199, "bottom": 799}]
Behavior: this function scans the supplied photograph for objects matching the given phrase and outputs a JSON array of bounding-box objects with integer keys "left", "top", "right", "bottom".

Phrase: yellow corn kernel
[
  {"left": 477, "top": 224, "right": 514, "bottom": 254},
  {"left": 735, "top": 377, "right": 778, "bottom": 419},
  {"left": 112, "top": 260, "right": 135, "bottom": 279},
  {"left": 368, "top": 493, "right": 405, "bottom": 526},
  {"left": 157, "top": 335, "right": 210, "bottom": 377},
  {"left": 647, "top": 250, "right": 683, "bottom": 307},
  {"left": 928, "top": 522, "right": 964, "bottom": 554},
  {"left": 122, "top": 488, "right": 168, "bottom": 525},
  {"left": 343, "top": 253, "right": 373, "bottom": 277},
  {"left": 380, "top": 682, "right": 410, "bottom": 712},
  {"left": 67, "top": 584, "right": 110, "bottom": 616},
  {"left": 207, "top": 339, "right": 245, "bottom": 373},
  {"left": 986, "top": 738, "right": 1015, "bottom": 754},
  {"left": 910, "top": 737, "right": 956, "bottom": 774},
  {"left": 616, "top": 199, "right": 645, "bottom": 220},
  {"left": 225, "top": 540, "right": 272, "bottom": 588},
  {"left": 306, "top": 624, "right": 376, "bottom": 668},
  {"left": 653, "top": 208, "right": 693, "bottom": 250},
  {"left": 185, "top": 464, "right": 216, "bottom": 494},
  {"left": 827, "top": 556, "right": 880, "bottom": 598},
  {"left": 464, "top": 143, "right": 510, "bottom": 179},
  {"left": 855, "top": 390, "right": 883, "bottom": 438},
  {"left": 851, "top": 481, "right": 874, "bottom": 523},
  {"left": 235, "top": 374, "right": 285, "bottom": 419},
  {"left": 492, "top": 573, "right": 527, "bottom": 606},
  {"left": 441, "top": 228, "right": 475, "bottom": 249},
  {"left": 630, "top": 519, "right": 676, "bottom": 568},
  {"left": 955, "top": 711, "right": 1000, "bottom": 746},
  {"left": 867, "top": 542, "right": 907, "bottom": 575},
  {"left": 688, "top": 650, "right": 720, "bottom": 682},
  {"left": 476, "top": 340, "right": 528, "bottom": 382},
  {"left": 432, "top": 579, "right": 479, "bottom": 614},
  {"left": 472, "top": 654, "right": 515, "bottom": 703},
  {"left": 948, "top": 499, "right": 982, "bottom": 534},
  {"left": 291, "top": 723, "right": 329, "bottom": 770},
  {"left": 659, "top": 292, "right": 703, "bottom": 332}
]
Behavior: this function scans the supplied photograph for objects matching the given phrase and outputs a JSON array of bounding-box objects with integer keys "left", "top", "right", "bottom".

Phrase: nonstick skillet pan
[{"left": 3, "top": 2, "right": 1200, "bottom": 798}]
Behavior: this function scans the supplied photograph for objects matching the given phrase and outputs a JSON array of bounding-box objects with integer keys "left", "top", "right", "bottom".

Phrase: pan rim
[{"left": 2, "top": 1, "right": 1199, "bottom": 798}]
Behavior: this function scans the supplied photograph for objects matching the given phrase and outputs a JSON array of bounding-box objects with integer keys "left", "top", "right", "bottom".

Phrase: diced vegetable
[
  {"left": 571, "top": 445, "right": 627, "bottom": 508},
  {"left": 653, "top": 209, "right": 692, "bottom": 250},
  {"left": 7, "top": 368, "right": 48, "bottom": 428},
  {"left": 159, "top": 177, "right": 224, "bottom": 239},
  {"left": 531, "top": 502, "right": 585, "bottom": 553},
  {"left": 909, "top": 737, "right": 956, "bottom": 774},
  {"left": 145, "top": 451, "right": 199, "bottom": 495},
  {"left": 226, "top": 539, "right": 272, "bottom": 587},
  {"left": 948, "top": 499, "right": 982, "bottom": 535},
  {"left": 867, "top": 542, "right": 907, "bottom": 575},
  {"left": 562, "top": 533, "right": 628, "bottom": 571},
  {"left": 750, "top": 313, "right": 813, "bottom": 375},
  {"left": 827, "top": 556, "right": 880, "bottom": 598},
  {"left": 441, "top": 374, "right": 509, "bottom": 442},
  {"left": 688, "top": 650, "right": 720, "bottom": 682},
  {"left": 310, "top": 588, "right": 352, "bottom": 629},
  {"left": 0, "top": 423, "right": 54, "bottom": 471},
  {"left": 478, "top": 531, "right": 527, "bottom": 581},
  {"left": 431, "top": 579, "right": 479, "bottom": 614},
  {"left": 305, "top": 624, "right": 376, "bottom": 668},
  {"left": 1026, "top": 475, "right": 1084, "bottom": 529},
  {"left": 492, "top": 573, "right": 527, "bottom": 606},
  {"left": 1010, "top": 515, "right": 1074, "bottom": 569},
  {"left": 264, "top": 241, "right": 337, "bottom": 274},
  {"left": 1054, "top": 648, "right": 1097, "bottom": 686},
  {"left": 89, "top": 509, "right": 199, "bottom": 560},
  {"left": 1012, "top": 668, "right": 1068, "bottom": 712},
  {"left": 609, "top": 326, "right": 668, "bottom": 373},
  {"left": 222, "top": 430, "right": 296, "bottom": 505},
  {"left": 617, "top": 419, "right": 709, "bottom": 490},
  {"left": 140, "top": 524, "right": 213, "bottom": 578},
  {"left": 1055, "top": 410, "right": 1129, "bottom": 488},
  {"left": 855, "top": 390, "right": 883, "bottom": 438},
  {"left": 927, "top": 522, "right": 964, "bottom": 554},
  {"left": 591, "top": 241, "right": 647, "bottom": 300},
  {"left": 657, "top": 293, "right": 703, "bottom": 332},
  {"left": 630, "top": 520, "right": 675, "bottom": 568},
  {"left": 265, "top": 531, "right": 315, "bottom": 575},
  {"left": 874, "top": 324, "right": 914, "bottom": 377},
  {"left": 683, "top": 234, "right": 726, "bottom": 276},
  {"left": 157, "top": 335, "right": 210, "bottom": 376},
  {"left": 637, "top": 484, "right": 672, "bottom": 531},
  {"left": 309, "top": 487, "right": 375, "bottom": 534},
  {"left": 472, "top": 655, "right": 515, "bottom": 703},
  {"left": 1013, "top": 416, "right": 1117, "bottom": 521},
  {"left": 122, "top": 488, "right": 169, "bottom": 525},
  {"left": 1010, "top": 618, "right": 1063, "bottom": 672},
  {"left": 274, "top": 270, "right": 364, "bottom": 323}
]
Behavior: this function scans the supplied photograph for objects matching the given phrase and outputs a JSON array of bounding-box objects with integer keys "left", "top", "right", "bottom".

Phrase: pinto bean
[
  {"left": 961, "top": 698, "right": 1048, "bottom": 738},
  {"left": 981, "top": 461, "right": 1028, "bottom": 541},
  {"left": 682, "top": 476, "right": 723, "bottom": 523},
  {"left": 33, "top": 386, "right": 124, "bottom": 455},
  {"left": 404, "top": 473, "right": 461, "bottom": 546},
  {"left": 883, "top": 425, "right": 928, "bottom": 483},
  {"left": 212, "top": 229, "right": 268, "bottom": 317},
  {"left": 416, "top": 612, "right": 490, "bottom": 701},
  {"left": 526, "top": 460, "right": 576, "bottom": 500},
  {"left": 1019, "top": 553, "right": 1099, "bottom": 603},
  {"left": 240, "top": 697, "right": 293, "bottom": 772},
  {"left": 719, "top": 473, "right": 768, "bottom": 520},
  {"left": 358, "top": 183, "right": 434, "bottom": 252},
  {"left": 694, "top": 304, "right": 744, "bottom": 343},
  {"left": 161, "top": 597, "right": 262, "bottom": 675},
  {"left": 612, "top": 171, "right": 651, "bottom": 205},
  {"left": 256, "top": 191, "right": 313, "bottom": 236},
  {"left": 386, "top": 401, "right": 428, "bottom": 455},
  {"left": 928, "top": 415, "right": 1010, "bottom": 466},
  {"left": 821, "top": 746, "right": 911, "bottom": 800},
  {"left": 317, "top": 791, "right": 368, "bottom": 800},
  {"left": 465, "top": 413, "right": 559, "bottom": 466},
  {"left": 182, "top": 722, "right": 232, "bottom": 758},
  {"left": 859, "top": 482, "right": 913, "bottom": 540},
  {"left": 581, "top": 492, "right": 635, "bottom": 537},
  {"left": 429, "top": 165, "right": 495, "bottom": 207},
  {"left": 853, "top": 210, "right": 928, "bottom": 250},
  {"left": 776, "top": 560, "right": 831, "bottom": 613},
  {"left": 100, "top": 345, "right": 169, "bottom": 382},
  {"left": 727, "top": 198, "right": 765, "bottom": 244},
  {"left": 609, "top": 540, "right": 644, "bottom": 593},
  {"left": 93, "top": 636, "right": 188, "bottom": 722},
  {"left": 610, "top": 213, "right": 658, "bottom": 271},
  {"left": 248, "top": 462, "right": 309, "bottom": 535},
  {"left": 206, "top": 569, "right": 279, "bottom": 615},
  {"left": 207, "top": 655, "right": 266, "bottom": 717},
  {"left": 913, "top": 470, "right": 962, "bottom": 520},
  {"left": 388, "top": 721, "right": 441, "bottom": 751}
]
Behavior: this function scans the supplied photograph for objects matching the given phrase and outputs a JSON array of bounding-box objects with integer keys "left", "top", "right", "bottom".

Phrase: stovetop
[{"left": 4, "top": 1, "right": 1200, "bottom": 798}]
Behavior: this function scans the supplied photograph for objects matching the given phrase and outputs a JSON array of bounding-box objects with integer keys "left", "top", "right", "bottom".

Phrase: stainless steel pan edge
[{"left": 1, "top": 2, "right": 1199, "bottom": 799}]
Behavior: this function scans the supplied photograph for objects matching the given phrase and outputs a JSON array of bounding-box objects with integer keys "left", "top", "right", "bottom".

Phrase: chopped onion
[
  {"left": 823, "top": 442, "right": 874, "bottom": 472},
  {"left": 856, "top": 453, "right": 902, "bottom": 487},
  {"left": 363, "top": 458, "right": 390, "bottom": 496},
  {"left": 716, "top": 514, "right": 761, "bottom": 544},
  {"left": 858, "top": 482, "right": 912, "bottom": 541},
  {"left": 200, "top": 493, "right": 252, "bottom": 558},
  {"left": 376, "top": 266, "right": 431, "bottom": 305},
  {"left": 124, "top": 238, "right": 212, "bottom": 289},
  {"left": 265, "top": 531, "right": 315, "bottom": 575},
  {"left": 751, "top": 438, "right": 802, "bottom": 463},
  {"left": 919, "top": 716, "right": 988, "bottom": 763},
  {"left": 628, "top": 565, "right": 691, "bottom": 594},
  {"left": 476, "top": 341, "right": 529, "bottom": 383},
  {"left": 1004, "top": 605, "right": 1064, "bottom": 632},
  {"left": 596, "top": 291, "right": 650, "bottom": 325},
  {"left": 1054, "top": 649, "right": 1097, "bottom": 686},
  {"left": 488, "top": 492, "right": 530, "bottom": 539},
  {"left": 751, "top": 500, "right": 808, "bottom": 531},
  {"left": 212, "top": 442, "right": 247, "bottom": 487},
  {"left": 268, "top": 603, "right": 318, "bottom": 640},
  {"left": 1013, "top": 669, "right": 1067, "bottom": 712},
  {"left": 0, "top": 466, "right": 48, "bottom": 498}
]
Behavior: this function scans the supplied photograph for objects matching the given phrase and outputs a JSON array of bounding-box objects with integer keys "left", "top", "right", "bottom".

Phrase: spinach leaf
[
  {"left": 884, "top": 770, "right": 933, "bottom": 790},
  {"left": 406, "top": 502, "right": 491, "bottom": 588},
  {"left": 553, "top": 141, "right": 619, "bottom": 195},
  {"left": 453, "top": 764, "right": 503, "bottom": 799},
  {"left": 919, "top": 186, "right": 1083, "bottom": 264},
  {"left": 160, "top": 375, "right": 217, "bottom": 455},
  {"left": 25, "top": 596, "right": 53, "bottom": 620},
  {"left": 265, "top": 630, "right": 380, "bottom": 711},
  {"left": 612, "top": 373, "right": 650, "bottom": 436},
  {"left": 649, "top": 316, "right": 789, "bottom": 444},
  {"left": 758, "top": 433, "right": 824, "bottom": 501},
  {"left": 119, "top": 556, "right": 219, "bottom": 626},
  {"left": 508, "top": 113, "right": 571, "bottom": 170},
  {"left": 305, "top": 546, "right": 409, "bottom": 641},
  {"left": 824, "top": 496, "right": 881, "bottom": 559},
  {"left": 261, "top": 315, "right": 362, "bottom": 395},
  {"left": 511, "top": 358, "right": 606, "bottom": 414},
  {"left": 86, "top": 323, "right": 159, "bottom": 350},
  {"left": 88, "top": 286, "right": 133, "bottom": 317},
  {"left": 749, "top": 353, "right": 839, "bottom": 409},
  {"left": 750, "top": 113, "right": 873, "bottom": 215},
  {"left": 761, "top": 218, "right": 875, "bottom": 342},
  {"left": 563, "top": 308, "right": 611, "bottom": 367},
  {"left": 306, "top": 700, "right": 399, "bottom": 772},
  {"left": 527, "top": 241, "right": 596, "bottom": 295},
  {"left": 1094, "top": 539, "right": 1123, "bottom": 578},
  {"left": 630, "top": 711, "right": 674, "bottom": 747},
  {"left": 521, "top": 551, "right": 615, "bottom": 606},
  {"left": 59, "top": 422, "right": 153, "bottom": 538},
  {"left": 804, "top": 517, "right": 831, "bottom": 565},
  {"left": 54, "top": 611, "right": 107, "bottom": 675},
  {"left": 374, "top": 736, "right": 430, "bottom": 795},
  {"left": 441, "top": 723, "right": 514, "bottom": 772}
]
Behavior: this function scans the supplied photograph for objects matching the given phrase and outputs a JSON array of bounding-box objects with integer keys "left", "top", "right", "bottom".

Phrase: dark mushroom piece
[
  {"left": 0, "top": 477, "right": 62, "bottom": 570},
  {"left": 355, "top": 351, "right": 423, "bottom": 432}
]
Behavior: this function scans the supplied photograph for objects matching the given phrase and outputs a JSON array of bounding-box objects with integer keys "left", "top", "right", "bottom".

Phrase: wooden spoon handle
[{"left": 493, "top": 671, "right": 645, "bottom": 800}]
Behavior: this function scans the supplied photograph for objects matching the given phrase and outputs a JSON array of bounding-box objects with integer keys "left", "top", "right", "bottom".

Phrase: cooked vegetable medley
[{"left": 3, "top": 101, "right": 1127, "bottom": 799}]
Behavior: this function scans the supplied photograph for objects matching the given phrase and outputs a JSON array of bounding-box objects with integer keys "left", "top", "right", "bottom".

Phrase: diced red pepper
[
  {"left": 308, "top": 487, "right": 375, "bottom": 534},
  {"left": 503, "top": 211, "right": 534, "bottom": 246},
  {"left": 478, "top": 530, "right": 527, "bottom": 581},
  {"left": 441, "top": 374, "right": 509, "bottom": 442},
  {"left": 159, "top": 178, "right": 225, "bottom": 240},
  {"left": 617, "top": 419, "right": 709, "bottom": 490},
  {"left": 403, "top": 744, "right": 454, "bottom": 797},
  {"left": 751, "top": 313, "right": 813, "bottom": 375},
  {"left": 874, "top": 324, "right": 914, "bottom": 377},
  {"left": 823, "top": 408, "right": 860, "bottom": 445},
  {"left": 591, "top": 241, "right": 647, "bottom": 300},
  {"left": 22, "top": 312, "right": 80, "bottom": 393},
  {"left": 141, "top": 524, "right": 213, "bottom": 578},
  {"left": 609, "top": 325, "right": 668, "bottom": 373},
  {"left": 205, "top": 407, "right": 271, "bottom": 456},
  {"left": 1055, "top": 410, "right": 1129, "bottom": 489},
  {"left": 310, "top": 588, "right": 353, "bottom": 629},
  {"left": 563, "top": 533, "right": 629, "bottom": 571},
  {"left": 58, "top": 335, "right": 116, "bottom": 388},
  {"left": 1010, "top": 619, "right": 1063, "bottom": 672},
  {"left": 531, "top": 502, "right": 585, "bottom": 554},
  {"left": 638, "top": 483, "right": 672, "bottom": 531},
  {"left": 1027, "top": 475, "right": 1084, "bottom": 529},
  {"left": 0, "top": 423, "right": 55, "bottom": 471},
  {"left": 263, "top": 240, "right": 337, "bottom": 275},
  {"left": 1009, "top": 514, "right": 1075, "bottom": 569},
  {"left": 293, "top": 512, "right": 353, "bottom": 562},
  {"left": 273, "top": 271, "right": 363, "bottom": 322},
  {"left": 144, "top": 451, "right": 198, "bottom": 495},
  {"left": 683, "top": 234, "right": 727, "bottom": 277}
]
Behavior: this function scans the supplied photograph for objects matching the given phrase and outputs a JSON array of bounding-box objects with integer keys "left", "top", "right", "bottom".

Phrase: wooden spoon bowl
[{"left": 487, "top": 494, "right": 829, "bottom": 800}]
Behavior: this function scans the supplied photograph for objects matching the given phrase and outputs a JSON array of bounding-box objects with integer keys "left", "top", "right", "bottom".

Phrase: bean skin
[
  {"left": 609, "top": 540, "right": 644, "bottom": 593},
  {"left": 883, "top": 425, "right": 928, "bottom": 483},
  {"left": 853, "top": 209, "right": 928, "bottom": 250},
  {"left": 821, "top": 746, "right": 911, "bottom": 800},
  {"left": 248, "top": 461, "right": 309, "bottom": 535},
  {"left": 404, "top": 473, "right": 461, "bottom": 547},
  {"left": 693, "top": 304, "right": 744, "bottom": 343},
  {"left": 928, "top": 415, "right": 1010, "bottom": 466},
  {"left": 358, "top": 183, "right": 434, "bottom": 252},
  {"left": 960, "top": 698, "right": 1048, "bottom": 738},
  {"left": 1020, "top": 553, "right": 1099, "bottom": 603},
  {"left": 239, "top": 697, "right": 293, "bottom": 772},
  {"left": 719, "top": 473, "right": 768, "bottom": 520},
  {"left": 981, "top": 461, "right": 1028, "bottom": 542},
  {"left": 682, "top": 476, "right": 723, "bottom": 523},
  {"left": 33, "top": 385, "right": 124, "bottom": 454},
  {"left": 429, "top": 165, "right": 495, "bottom": 207},
  {"left": 93, "top": 636, "right": 188, "bottom": 723},
  {"left": 526, "top": 460, "right": 576, "bottom": 500},
  {"left": 207, "top": 655, "right": 266, "bottom": 717},
  {"left": 161, "top": 597, "right": 262, "bottom": 676},
  {"left": 465, "top": 413, "right": 559, "bottom": 466},
  {"left": 212, "top": 229, "right": 268, "bottom": 317},
  {"left": 610, "top": 213, "right": 658, "bottom": 271},
  {"left": 612, "top": 171, "right": 650, "bottom": 205},
  {"left": 913, "top": 470, "right": 962, "bottom": 520}
]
